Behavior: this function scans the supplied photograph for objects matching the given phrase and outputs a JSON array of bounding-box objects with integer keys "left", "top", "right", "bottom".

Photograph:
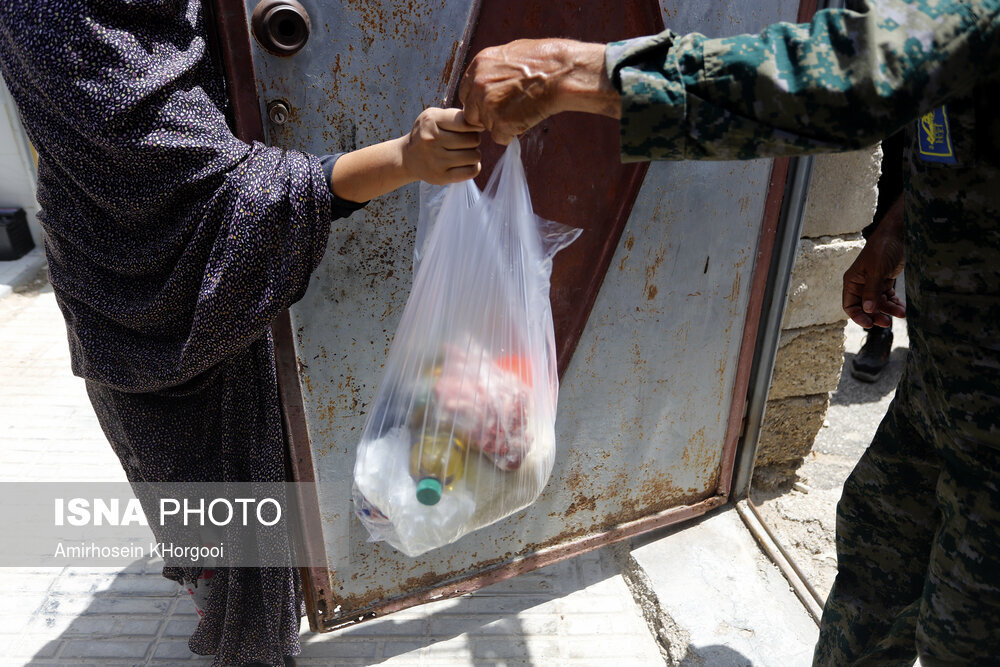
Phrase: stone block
[
  {"left": 768, "top": 323, "right": 846, "bottom": 400},
  {"left": 754, "top": 394, "right": 829, "bottom": 471},
  {"left": 782, "top": 236, "right": 864, "bottom": 329},
  {"left": 802, "top": 146, "right": 882, "bottom": 238}
]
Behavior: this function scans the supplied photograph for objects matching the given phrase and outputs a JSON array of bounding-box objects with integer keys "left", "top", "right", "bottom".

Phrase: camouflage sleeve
[{"left": 606, "top": 0, "right": 1000, "bottom": 162}]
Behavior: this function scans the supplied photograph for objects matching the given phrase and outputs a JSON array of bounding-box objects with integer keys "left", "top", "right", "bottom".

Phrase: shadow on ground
[
  {"left": 25, "top": 547, "right": 651, "bottom": 665},
  {"left": 12, "top": 263, "right": 51, "bottom": 296},
  {"left": 681, "top": 645, "right": 754, "bottom": 666},
  {"left": 831, "top": 348, "right": 908, "bottom": 407}
]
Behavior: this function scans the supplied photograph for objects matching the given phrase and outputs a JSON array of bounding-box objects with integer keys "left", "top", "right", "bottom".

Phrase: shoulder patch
[{"left": 917, "top": 106, "right": 957, "bottom": 164}]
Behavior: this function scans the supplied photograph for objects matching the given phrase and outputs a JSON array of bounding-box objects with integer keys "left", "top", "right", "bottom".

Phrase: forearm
[
  {"left": 880, "top": 194, "right": 905, "bottom": 236},
  {"left": 329, "top": 136, "right": 412, "bottom": 204},
  {"left": 607, "top": 0, "right": 1000, "bottom": 161},
  {"left": 546, "top": 41, "right": 620, "bottom": 119},
  {"left": 868, "top": 193, "right": 905, "bottom": 269},
  {"left": 331, "top": 107, "right": 482, "bottom": 200},
  {"left": 459, "top": 38, "right": 619, "bottom": 144}
]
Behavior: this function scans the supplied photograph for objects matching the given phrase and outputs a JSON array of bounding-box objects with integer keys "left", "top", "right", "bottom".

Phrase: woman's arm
[
  {"left": 0, "top": 2, "right": 482, "bottom": 391},
  {"left": 331, "top": 108, "right": 481, "bottom": 203}
]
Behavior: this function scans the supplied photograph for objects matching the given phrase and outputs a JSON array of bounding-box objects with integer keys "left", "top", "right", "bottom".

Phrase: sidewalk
[
  {"left": 0, "top": 248, "right": 45, "bottom": 300},
  {"left": 0, "top": 267, "right": 822, "bottom": 666}
]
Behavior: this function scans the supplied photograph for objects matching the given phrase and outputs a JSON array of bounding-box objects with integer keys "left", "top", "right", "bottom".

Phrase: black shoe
[{"left": 850, "top": 326, "right": 893, "bottom": 382}]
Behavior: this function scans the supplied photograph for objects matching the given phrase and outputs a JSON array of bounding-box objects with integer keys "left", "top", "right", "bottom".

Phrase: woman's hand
[
  {"left": 401, "top": 107, "right": 482, "bottom": 185},
  {"left": 330, "top": 108, "right": 481, "bottom": 203}
]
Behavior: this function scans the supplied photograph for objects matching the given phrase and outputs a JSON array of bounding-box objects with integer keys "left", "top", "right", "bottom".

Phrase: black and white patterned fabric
[{"left": 0, "top": 1, "right": 366, "bottom": 663}]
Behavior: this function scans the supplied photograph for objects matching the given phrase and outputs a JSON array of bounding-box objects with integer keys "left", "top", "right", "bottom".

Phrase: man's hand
[
  {"left": 842, "top": 196, "right": 906, "bottom": 328},
  {"left": 459, "top": 39, "right": 620, "bottom": 145}
]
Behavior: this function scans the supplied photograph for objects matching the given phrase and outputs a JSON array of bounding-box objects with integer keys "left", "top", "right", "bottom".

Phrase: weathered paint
[
  {"left": 237, "top": 0, "right": 803, "bottom": 630},
  {"left": 453, "top": 0, "right": 662, "bottom": 375}
]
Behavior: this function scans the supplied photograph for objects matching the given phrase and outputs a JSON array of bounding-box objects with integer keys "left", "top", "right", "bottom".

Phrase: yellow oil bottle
[{"left": 409, "top": 430, "right": 468, "bottom": 506}]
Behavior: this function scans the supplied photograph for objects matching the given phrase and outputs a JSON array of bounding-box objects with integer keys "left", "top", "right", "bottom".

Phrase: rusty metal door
[{"left": 210, "top": 0, "right": 809, "bottom": 631}]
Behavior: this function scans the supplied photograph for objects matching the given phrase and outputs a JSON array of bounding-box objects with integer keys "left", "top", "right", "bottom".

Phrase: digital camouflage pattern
[
  {"left": 817, "top": 358, "right": 1000, "bottom": 665},
  {"left": 606, "top": 0, "right": 1000, "bottom": 161},
  {"left": 606, "top": 1, "right": 1000, "bottom": 664}
]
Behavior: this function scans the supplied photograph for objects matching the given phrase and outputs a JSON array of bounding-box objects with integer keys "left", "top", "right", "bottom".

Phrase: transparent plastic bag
[{"left": 352, "top": 140, "right": 580, "bottom": 557}]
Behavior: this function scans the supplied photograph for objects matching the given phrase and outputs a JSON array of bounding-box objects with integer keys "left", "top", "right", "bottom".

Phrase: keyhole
[
  {"left": 278, "top": 18, "right": 297, "bottom": 38},
  {"left": 268, "top": 100, "right": 291, "bottom": 125}
]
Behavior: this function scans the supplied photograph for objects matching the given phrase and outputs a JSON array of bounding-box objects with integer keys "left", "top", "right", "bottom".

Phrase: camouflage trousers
[{"left": 813, "top": 326, "right": 1000, "bottom": 665}]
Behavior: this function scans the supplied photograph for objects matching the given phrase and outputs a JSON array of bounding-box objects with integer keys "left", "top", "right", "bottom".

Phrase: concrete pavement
[
  {"left": 0, "top": 247, "right": 44, "bottom": 300},
  {"left": 0, "top": 265, "right": 822, "bottom": 666}
]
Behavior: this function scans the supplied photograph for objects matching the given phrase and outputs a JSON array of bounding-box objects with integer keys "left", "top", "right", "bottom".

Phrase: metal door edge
[
  {"left": 323, "top": 494, "right": 727, "bottom": 632},
  {"left": 207, "top": 0, "right": 336, "bottom": 632},
  {"left": 716, "top": 156, "right": 791, "bottom": 498},
  {"left": 729, "top": 0, "right": 823, "bottom": 499}
]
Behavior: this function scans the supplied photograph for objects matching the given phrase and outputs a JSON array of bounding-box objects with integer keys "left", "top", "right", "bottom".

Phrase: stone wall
[{"left": 752, "top": 147, "right": 882, "bottom": 488}]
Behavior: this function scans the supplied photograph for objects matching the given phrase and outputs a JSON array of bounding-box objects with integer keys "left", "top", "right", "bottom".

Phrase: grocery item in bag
[{"left": 352, "top": 139, "right": 579, "bottom": 557}]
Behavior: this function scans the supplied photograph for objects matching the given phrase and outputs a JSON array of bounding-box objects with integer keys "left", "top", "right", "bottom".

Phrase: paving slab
[{"left": 626, "top": 508, "right": 819, "bottom": 666}]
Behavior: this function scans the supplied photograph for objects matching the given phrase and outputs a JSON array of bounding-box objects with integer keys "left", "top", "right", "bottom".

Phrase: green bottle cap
[{"left": 416, "top": 478, "right": 443, "bottom": 506}]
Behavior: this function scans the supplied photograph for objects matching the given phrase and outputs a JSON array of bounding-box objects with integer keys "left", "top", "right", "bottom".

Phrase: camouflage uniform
[{"left": 604, "top": 1, "right": 1000, "bottom": 664}]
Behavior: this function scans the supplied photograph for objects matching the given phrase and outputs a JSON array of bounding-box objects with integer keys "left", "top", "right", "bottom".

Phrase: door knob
[{"left": 251, "top": 0, "right": 311, "bottom": 57}]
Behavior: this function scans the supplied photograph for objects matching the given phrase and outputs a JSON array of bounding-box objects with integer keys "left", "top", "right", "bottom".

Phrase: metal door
[{"left": 209, "top": 0, "right": 810, "bottom": 631}]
